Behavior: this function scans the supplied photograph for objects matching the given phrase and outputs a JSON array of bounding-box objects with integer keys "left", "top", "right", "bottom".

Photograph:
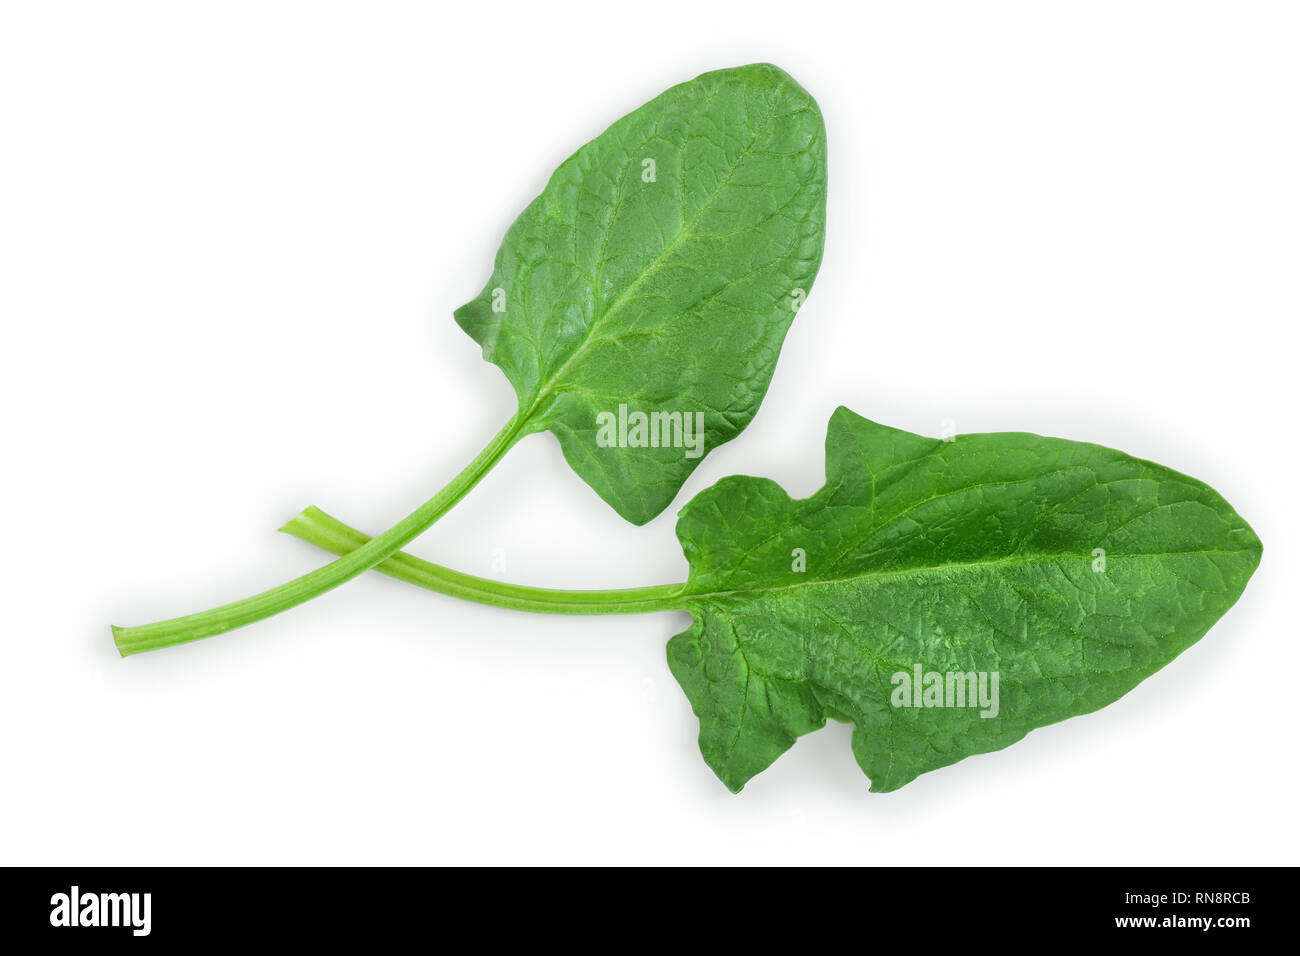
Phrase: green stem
[
  {"left": 279, "top": 506, "right": 687, "bottom": 615},
  {"left": 112, "top": 415, "right": 528, "bottom": 656}
]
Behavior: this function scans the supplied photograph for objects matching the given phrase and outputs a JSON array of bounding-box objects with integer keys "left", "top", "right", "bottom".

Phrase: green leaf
[
  {"left": 668, "top": 407, "right": 1262, "bottom": 792},
  {"left": 456, "top": 63, "right": 827, "bottom": 524}
]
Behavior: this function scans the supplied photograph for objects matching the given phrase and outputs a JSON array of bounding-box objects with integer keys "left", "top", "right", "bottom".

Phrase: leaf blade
[
  {"left": 669, "top": 408, "right": 1262, "bottom": 791},
  {"left": 456, "top": 64, "right": 828, "bottom": 523}
]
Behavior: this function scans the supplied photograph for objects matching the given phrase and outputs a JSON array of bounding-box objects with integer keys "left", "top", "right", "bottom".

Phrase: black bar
[{"left": 0, "top": 866, "right": 1286, "bottom": 944}]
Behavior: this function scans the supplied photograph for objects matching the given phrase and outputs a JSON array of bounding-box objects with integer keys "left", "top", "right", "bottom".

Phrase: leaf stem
[
  {"left": 279, "top": 506, "right": 687, "bottom": 615},
  {"left": 112, "top": 415, "right": 528, "bottom": 656}
]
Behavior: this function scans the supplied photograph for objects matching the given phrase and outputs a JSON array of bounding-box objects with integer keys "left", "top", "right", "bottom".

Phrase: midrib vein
[{"left": 681, "top": 546, "right": 1257, "bottom": 607}]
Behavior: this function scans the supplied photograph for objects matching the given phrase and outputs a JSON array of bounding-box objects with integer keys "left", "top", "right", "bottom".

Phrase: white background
[{"left": 2, "top": 1, "right": 1296, "bottom": 865}]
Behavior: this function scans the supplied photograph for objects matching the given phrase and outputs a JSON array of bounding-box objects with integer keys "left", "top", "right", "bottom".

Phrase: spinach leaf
[
  {"left": 456, "top": 63, "right": 827, "bottom": 524},
  {"left": 112, "top": 63, "right": 825, "bottom": 654},
  {"left": 281, "top": 406, "right": 1261, "bottom": 793},
  {"left": 667, "top": 407, "right": 1261, "bottom": 791}
]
